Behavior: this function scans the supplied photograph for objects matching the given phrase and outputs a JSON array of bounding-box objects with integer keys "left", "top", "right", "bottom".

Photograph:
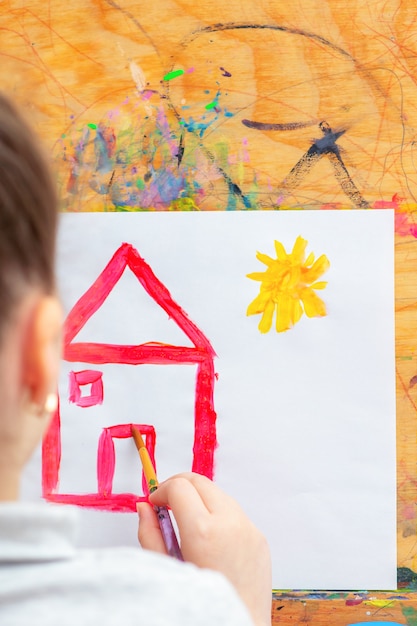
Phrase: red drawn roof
[{"left": 63, "top": 243, "right": 216, "bottom": 365}]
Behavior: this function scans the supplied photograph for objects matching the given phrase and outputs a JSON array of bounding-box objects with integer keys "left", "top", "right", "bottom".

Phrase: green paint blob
[
  {"left": 136, "top": 179, "right": 145, "bottom": 190},
  {"left": 403, "top": 606, "right": 417, "bottom": 626},
  {"left": 205, "top": 100, "right": 218, "bottom": 110},
  {"left": 87, "top": 123, "right": 97, "bottom": 130},
  {"left": 163, "top": 69, "right": 184, "bottom": 81}
]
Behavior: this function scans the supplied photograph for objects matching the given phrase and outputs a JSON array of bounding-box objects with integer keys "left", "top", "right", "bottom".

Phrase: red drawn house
[{"left": 42, "top": 243, "right": 216, "bottom": 512}]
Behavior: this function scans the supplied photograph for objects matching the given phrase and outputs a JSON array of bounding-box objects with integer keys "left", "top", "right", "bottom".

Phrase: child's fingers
[
  {"left": 149, "top": 475, "right": 210, "bottom": 538},
  {"left": 150, "top": 472, "right": 240, "bottom": 517},
  {"left": 136, "top": 502, "right": 167, "bottom": 555}
]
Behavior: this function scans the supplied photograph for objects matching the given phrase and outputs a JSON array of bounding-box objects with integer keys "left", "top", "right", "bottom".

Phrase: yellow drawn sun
[{"left": 247, "top": 236, "right": 330, "bottom": 333}]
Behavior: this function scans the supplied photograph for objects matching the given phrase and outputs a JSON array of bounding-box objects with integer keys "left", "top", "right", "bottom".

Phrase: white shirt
[{"left": 0, "top": 502, "right": 253, "bottom": 626}]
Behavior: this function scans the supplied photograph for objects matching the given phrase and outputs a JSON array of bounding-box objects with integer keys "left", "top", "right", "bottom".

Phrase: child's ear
[{"left": 23, "top": 295, "right": 62, "bottom": 410}]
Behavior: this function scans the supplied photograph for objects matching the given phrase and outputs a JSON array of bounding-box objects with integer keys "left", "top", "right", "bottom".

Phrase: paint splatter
[
  {"left": 219, "top": 66, "right": 232, "bottom": 77},
  {"left": 163, "top": 69, "right": 185, "bottom": 81},
  {"left": 205, "top": 100, "right": 218, "bottom": 110}
]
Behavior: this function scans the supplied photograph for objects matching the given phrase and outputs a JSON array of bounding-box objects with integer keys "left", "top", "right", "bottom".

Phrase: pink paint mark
[
  {"left": 97, "top": 429, "right": 115, "bottom": 495},
  {"left": 320, "top": 202, "right": 343, "bottom": 210},
  {"left": 69, "top": 369, "right": 104, "bottom": 407},
  {"left": 241, "top": 138, "right": 250, "bottom": 162},
  {"left": 42, "top": 396, "right": 61, "bottom": 495},
  {"left": 156, "top": 107, "right": 181, "bottom": 159},
  {"left": 401, "top": 503, "right": 415, "bottom": 520},
  {"left": 372, "top": 195, "right": 417, "bottom": 238},
  {"left": 65, "top": 343, "right": 209, "bottom": 365},
  {"left": 46, "top": 492, "right": 143, "bottom": 512},
  {"left": 365, "top": 193, "right": 417, "bottom": 237},
  {"left": 106, "top": 108, "right": 120, "bottom": 120},
  {"left": 193, "top": 358, "right": 217, "bottom": 479},
  {"left": 394, "top": 212, "right": 417, "bottom": 238},
  {"left": 373, "top": 200, "right": 399, "bottom": 209},
  {"left": 141, "top": 89, "right": 155, "bottom": 101},
  {"left": 186, "top": 67, "right": 194, "bottom": 73},
  {"left": 43, "top": 243, "right": 217, "bottom": 511},
  {"left": 345, "top": 598, "right": 363, "bottom": 606},
  {"left": 95, "top": 424, "right": 156, "bottom": 507}
]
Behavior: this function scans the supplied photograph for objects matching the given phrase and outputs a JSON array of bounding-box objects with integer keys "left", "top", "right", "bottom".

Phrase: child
[{"left": 0, "top": 93, "right": 272, "bottom": 626}]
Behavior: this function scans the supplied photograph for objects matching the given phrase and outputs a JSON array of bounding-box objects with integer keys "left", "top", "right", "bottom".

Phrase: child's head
[
  {"left": 0, "top": 93, "right": 62, "bottom": 498},
  {"left": 0, "top": 93, "right": 58, "bottom": 343}
]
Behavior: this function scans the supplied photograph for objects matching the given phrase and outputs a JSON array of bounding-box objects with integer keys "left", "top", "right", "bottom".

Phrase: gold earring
[
  {"left": 44, "top": 393, "right": 58, "bottom": 414},
  {"left": 28, "top": 392, "right": 58, "bottom": 416}
]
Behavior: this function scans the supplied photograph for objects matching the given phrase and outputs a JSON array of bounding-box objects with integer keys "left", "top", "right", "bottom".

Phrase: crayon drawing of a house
[{"left": 42, "top": 243, "right": 216, "bottom": 512}]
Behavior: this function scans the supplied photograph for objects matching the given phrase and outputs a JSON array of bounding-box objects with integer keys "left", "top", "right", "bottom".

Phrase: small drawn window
[{"left": 69, "top": 370, "right": 104, "bottom": 408}]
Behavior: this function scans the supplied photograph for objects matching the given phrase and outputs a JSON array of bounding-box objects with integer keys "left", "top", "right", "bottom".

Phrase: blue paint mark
[
  {"left": 94, "top": 128, "right": 113, "bottom": 174},
  {"left": 152, "top": 170, "right": 185, "bottom": 204},
  {"left": 226, "top": 189, "right": 237, "bottom": 211},
  {"left": 181, "top": 116, "right": 218, "bottom": 138},
  {"left": 347, "top": 622, "right": 405, "bottom": 625}
]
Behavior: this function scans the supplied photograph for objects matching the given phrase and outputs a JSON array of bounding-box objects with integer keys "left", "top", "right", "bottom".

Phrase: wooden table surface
[{"left": 2, "top": 1, "right": 417, "bottom": 621}]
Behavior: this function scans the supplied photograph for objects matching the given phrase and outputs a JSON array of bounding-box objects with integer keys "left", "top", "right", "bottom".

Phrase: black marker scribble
[
  {"left": 176, "top": 133, "right": 185, "bottom": 167},
  {"left": 242, "top": 119, "right": 317, "bottom": 131},
  {"left": 278, "top": 121, "right": 369, "bottom": 208}
]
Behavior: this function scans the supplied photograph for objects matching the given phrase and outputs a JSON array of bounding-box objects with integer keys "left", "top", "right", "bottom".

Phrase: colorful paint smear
[
  {"left": 247, "top": 236, "right": 330, "bottom": 333},
  {"left": 56, "top": 92, "right": 417, "bottom": 239}
]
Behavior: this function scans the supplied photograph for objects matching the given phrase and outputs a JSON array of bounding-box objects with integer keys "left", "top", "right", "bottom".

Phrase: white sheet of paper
[{"left": 22, "top": 209, "right": 396, "bottom": 590}]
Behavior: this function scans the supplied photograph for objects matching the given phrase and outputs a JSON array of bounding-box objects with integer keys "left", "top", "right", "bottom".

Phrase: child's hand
[{"left": 137, "top": 472, "right": 271, "bottom": 626}]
